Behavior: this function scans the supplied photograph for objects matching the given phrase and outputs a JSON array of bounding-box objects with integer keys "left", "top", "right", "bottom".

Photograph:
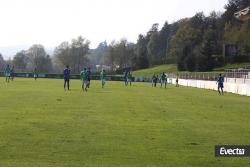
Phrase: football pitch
[{"left": 0, "top": 78, "right": 249, "bottom": 167}]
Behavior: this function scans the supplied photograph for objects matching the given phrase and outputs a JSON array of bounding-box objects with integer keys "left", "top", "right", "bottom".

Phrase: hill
[
  {"left": 133, "top": 64, "right": 178, "bottom": 76},
  {"left": 133, "top": 63, "right": 250, "bottom": 76}
]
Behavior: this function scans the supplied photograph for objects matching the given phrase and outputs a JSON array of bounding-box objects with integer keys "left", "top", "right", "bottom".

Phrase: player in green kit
[
  {"left": 80, "top": 68, "right": 89, "bottom": 92},
  {"left": 160, "top": 72, "right": 167, "bottom": 88},
  {"left": 100, "top": 69, "right": 107, "bottom": 88},
  {"left": 33, "top": 68, "right": 39, "bottom": 80},
  {"left": 5, "top": 64, "right": 11, "bottom": 83},
  {"left": 127, "top": 71, "right": 133, "bottom": 86}
]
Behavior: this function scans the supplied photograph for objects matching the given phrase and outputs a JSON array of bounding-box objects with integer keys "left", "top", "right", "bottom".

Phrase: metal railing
[{"left": 167, "top": 71, "right": 250, "bottom": 84}]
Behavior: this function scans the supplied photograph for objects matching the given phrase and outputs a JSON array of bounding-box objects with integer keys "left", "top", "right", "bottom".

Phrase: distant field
[
  {"left": 213, "top": 62, "right": 250, "bottom": 71},
  {"left": 133, "top": 63, "right": 250, "bottom": 76},
  {"left": 133, "top": 64, "right": 177, "bottom": 76},
  {"left": 0, "top": 78, "right": 249, "bottom": 167}
]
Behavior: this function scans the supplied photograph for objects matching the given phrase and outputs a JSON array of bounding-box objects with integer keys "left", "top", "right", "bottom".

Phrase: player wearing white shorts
[
  {"left": 100, "top": 69, "right": 107, "bottom": 88},
  {"left": 5, "top": 64, "right": 11, "bottom": 83},
  {"left": 80, "top": 68, "right": 89, "bottom": 92},
  {"left": 160, "top": 72, "right": 167, "bottom": 88},
  {"left": 127, "top": 71, "right": 133, "bottom": 86}
]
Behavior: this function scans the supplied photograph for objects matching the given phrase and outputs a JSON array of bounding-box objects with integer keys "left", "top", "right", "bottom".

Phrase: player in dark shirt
[
  {"left": 124, "top": 71, "right": 128, "bottom": 86},
  {"left": 217, "top": 74, "right": 224, "bottom": 95},
  {"left": 152, "top": 74, "right": 158, "bottom": 87},
  {"left": 63, "top": 65, "right": 70, "bottom": 91},
  {"left": 86, "top": 67, "right": 91, "bottom": 88},
  {"left": 10, "top": 66, "right": 15, "bottom": 81}
]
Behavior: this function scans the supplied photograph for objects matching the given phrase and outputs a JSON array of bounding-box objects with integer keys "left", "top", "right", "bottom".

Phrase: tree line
[
  {"left": 0, "top": 36, "right": 90, "bottom": 74},
  {"left": 92, "top": 0, "right": 250, "bottom": 72},
  {"left": 132, "top": 0, "right": 250, "bottom": 72}
]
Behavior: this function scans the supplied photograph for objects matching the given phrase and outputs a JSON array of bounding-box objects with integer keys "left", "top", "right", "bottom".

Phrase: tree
[
  {"left": 54, "top": 36, "right": 90, "bottom": 73},
  {"left": 88, "top": 41, "right": 108, "bottom": 67},
  {"left": 169, "top": 19, "right": 201, "bottom": 71},
  {"left": 26, "top": 44, "right": 53, "bottom": 72},
  {"left": 71, "top": 36, "right": 90, "bottom": 73},
  {"left": 0, "top": 53, "right": 6, "bottom": 71},
  {"left": 147, "top": 31, "right": 161, "bottom": 65},
  {"left": 135, "top": 35, "right": 149, "bottom": 69},
  {"left": 54, "top": 41, "right": 71, "bottom": 71},
  {"left": 106, "top": 41, "right": 116, "bottom": 71},
  {"left": 13, "top": 51, "right": 28, "bottom": 72},
  {"left": 105, "top": 39, "right": 135, "bottom": 71}
]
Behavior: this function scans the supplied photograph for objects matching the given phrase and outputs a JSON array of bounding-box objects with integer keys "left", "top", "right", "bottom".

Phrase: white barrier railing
[{"left": 170, "top": 78, "right": 250, "bottom": 96}]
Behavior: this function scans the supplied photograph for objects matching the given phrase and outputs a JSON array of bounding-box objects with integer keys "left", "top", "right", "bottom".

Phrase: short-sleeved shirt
[
  {"left": 80, "top": 70, "right": 88, "bottom": 80},
  {"left": 100, "top": 71, "right": 106, "bottom": 80},
  {"left": 217, "top": 76, "right": 224, "bottom": 84},
  {"left": 33, "top": 69, "right": 38, "bottom": 75},
  {"left": 124, "top": 72, "right": 128, "bottom": 79},
  {"left": 161, "top": 74, "right": 167, "bottom": 81},
  {"left": 86, "top": 70, "right": 91, "bottom": 80},
  {"left": 5, "top": 66, "right": 11, "bottom": 74},
  {"left": 152, "top": 76, "right": 158, "bottom": 82},
  {"left": 63, "top": 68, "right": 70, "bottom": 79},
  {"left": 128, "top": 73, "right": 132, "bottom": 79}
]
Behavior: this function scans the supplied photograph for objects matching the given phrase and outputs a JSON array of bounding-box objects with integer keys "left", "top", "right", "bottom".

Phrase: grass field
[
  {"left": 133, "top": 64, "right": 177, "bottom": 76},
  {"left": 214, "top": 63, "right": 250, "bottom": 71},
  {"left": 0, "top": 78, "right": 249, "bottom": 167}
]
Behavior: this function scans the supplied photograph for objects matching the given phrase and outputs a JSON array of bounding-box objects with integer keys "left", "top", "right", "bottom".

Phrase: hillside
[
  {"left": 213, "top": 63, "right": 250, "bottom": 71},
  {"left": 133, "top": 63, "right": 250, "bottom": 76},
  {"left": 133, "top": 64, "right": 178, "bottom": 76}
]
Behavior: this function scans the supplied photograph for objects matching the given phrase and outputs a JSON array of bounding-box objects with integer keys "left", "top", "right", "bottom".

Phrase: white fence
[{"left": 169, "top": 78, "right": 250, "bottom": 96}]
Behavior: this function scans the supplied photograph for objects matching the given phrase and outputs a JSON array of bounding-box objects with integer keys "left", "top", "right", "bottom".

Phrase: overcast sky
[{"left": 0, "top": 0, "right": 228, "bottom": 57}]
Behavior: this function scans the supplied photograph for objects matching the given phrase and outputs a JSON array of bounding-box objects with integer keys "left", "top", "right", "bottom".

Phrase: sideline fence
[{"left": 167, "top": 70, "right": 250, "bottom": 84}]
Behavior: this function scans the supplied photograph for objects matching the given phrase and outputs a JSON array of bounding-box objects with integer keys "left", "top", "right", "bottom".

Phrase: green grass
[
  {"left": 214, "top": 62, "right": 250, "bottom": 71},
  {"left": 133, "top": 64, "right": 177, "bottom": 76},
  {"left": 133, "top": 62, "right": 250, "bottom": 76},
  {"left": 0, "top": 78, "right": 250, "bottom": 167}
]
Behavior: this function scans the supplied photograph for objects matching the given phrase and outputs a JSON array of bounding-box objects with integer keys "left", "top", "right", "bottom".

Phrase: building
[{"left": 234, "top": 6, "right": 250, "bottom": 21}]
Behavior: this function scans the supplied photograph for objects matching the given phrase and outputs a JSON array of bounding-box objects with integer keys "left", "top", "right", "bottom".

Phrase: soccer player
[
  {"left": 217, "top": 74, "right": 224, "bottom": 95},
  {"left": 80, "top": 68, "right": 89, "bottom": 92},
  {"left": 100, "top": 69, "right": 107, "bottom": 88},
  {"left": 10, "top": 66, "right": 15, "bottom": 81},
  {"left": 86, "top": 67, "right": 91, "bottom": 88},
  {"left": 152, "top": 74, "right": 155, "bottom": 87},
  {"left": 152, "top": 74, "right": 158, "bottom": 87},
  {"left": 127, "top": 71, "right": 133, "bottom": 86},
  {"left": 176, "top": 75, "right": 179, "bottom": 87},
  {"left": 33, "top": 68, "right": 39, "bottom": 80},
  {"left": 160, "top": 72, "right": 167, "bottom": 88},
  {"left": 63, "top": 65, "right": 70, "bottom": 91},
  {"left": 5, "top": 64, "right": 11, "bottom": 83},
  {"left": 124, "top": 71, "right": 128, "bottom": 86}
]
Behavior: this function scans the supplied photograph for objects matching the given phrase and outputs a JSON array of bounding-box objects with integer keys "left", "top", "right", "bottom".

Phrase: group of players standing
[
  {"left": 63, "top": 66, "right": 135, "bottom": 92},
  {"left": 63, "top": 65, "right": 138, "bottom": 92},
  {"left": 4, "top": 64, "right": 39, "bottom": 82},
  {"left": 63, "top": 65, "right": 108, "bottom": 92},
  {"left": 151, "top": 72, "right": 180, "bottom": 88},
  {"left": 151, "top": 72, "right": 169, "bottom": 88}
]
